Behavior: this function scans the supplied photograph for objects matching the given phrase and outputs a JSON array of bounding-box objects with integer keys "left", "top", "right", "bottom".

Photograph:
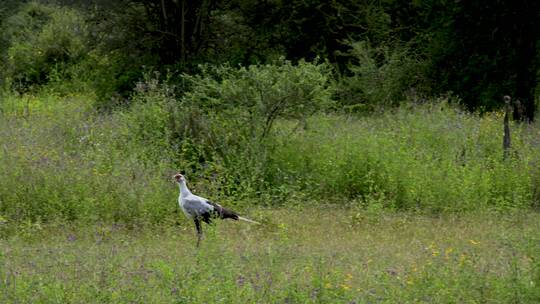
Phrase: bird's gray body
[{"left": 178, "top": 193, "right": 214, "bottom": 218}]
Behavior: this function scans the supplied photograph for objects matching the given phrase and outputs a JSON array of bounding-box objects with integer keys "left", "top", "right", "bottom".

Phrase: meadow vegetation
[
  {"left": 1, "top": 1, "right": 540, "bottom": 302},
  {"left": 1, "top": 210, "right": 539, "bottom": 303},
  {"left": 1, "top": 75, "right": 539, "bottom": 302},
  {"left": 1, "top": 84, "right": 539, "bottom": 225}
]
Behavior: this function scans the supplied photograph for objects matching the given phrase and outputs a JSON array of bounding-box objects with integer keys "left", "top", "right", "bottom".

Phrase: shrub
[
  {"left": 172, "top": 59, "right": 335, "bottom": 198},
  {"left": 1, "top": 2, "right": 89, "bottom": 91},
  {"left": 181, "top": 59, "right": 334, "bottom": 139},
  {"left": 337, "top": 41, "right": 430, "bottom": 111},
  {"left": 85, "top": 50, "right": 159, "bottom": 110}
]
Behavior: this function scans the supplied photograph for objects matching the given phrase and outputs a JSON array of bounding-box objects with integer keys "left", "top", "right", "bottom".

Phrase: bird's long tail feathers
[{"left": 238, "top": 216, "right": 261, "bottom": 225}]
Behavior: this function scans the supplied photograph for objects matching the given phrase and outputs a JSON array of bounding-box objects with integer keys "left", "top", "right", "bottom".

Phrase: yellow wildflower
[{"left": 469, "top": 239, "right": 480, "bottom": 245}]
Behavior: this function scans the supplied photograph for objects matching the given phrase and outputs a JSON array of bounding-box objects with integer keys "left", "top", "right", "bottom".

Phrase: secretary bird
[{"left": 174, "top": 173, "right": 260, "bottom": 247}]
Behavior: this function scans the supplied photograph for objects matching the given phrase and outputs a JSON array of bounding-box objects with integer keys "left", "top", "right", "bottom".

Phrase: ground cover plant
[{"left": 1, "top": 209, "right": 539, "bottom": 303}]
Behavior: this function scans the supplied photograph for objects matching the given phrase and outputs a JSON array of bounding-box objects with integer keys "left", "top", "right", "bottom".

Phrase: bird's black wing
[{"left": 205, "top": 200, "right": 239, "bottom": 220}]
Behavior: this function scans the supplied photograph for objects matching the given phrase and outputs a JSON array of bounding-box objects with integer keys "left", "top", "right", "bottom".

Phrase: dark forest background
[{"left": 1, "top": 0, "right": 539, "bottom": 118}]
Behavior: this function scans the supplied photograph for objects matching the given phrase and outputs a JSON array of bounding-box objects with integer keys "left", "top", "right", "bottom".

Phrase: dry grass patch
[{"left": 1, "top": 208, "right": 539, "bottom": 303}]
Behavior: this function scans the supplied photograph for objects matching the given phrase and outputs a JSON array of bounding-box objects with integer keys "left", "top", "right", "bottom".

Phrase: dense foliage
[
  {"left": 1, "top": 0, "right": 538, "bottom": 114},
  {"left": 1, "top": 89, "right": 539, "bottom": 223},
  {"left": 0, "top": 1, "right": 539, "bottom": 224}
]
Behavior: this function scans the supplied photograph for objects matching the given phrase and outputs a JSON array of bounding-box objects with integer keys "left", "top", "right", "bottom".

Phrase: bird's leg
[{"left": 194, "top": 218, "right": 202, "bottom": 247}]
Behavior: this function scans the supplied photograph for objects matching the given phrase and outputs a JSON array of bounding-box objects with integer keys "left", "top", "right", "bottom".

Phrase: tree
[{"left": 423, "top": 0, "right": 539, "bottom": 120}]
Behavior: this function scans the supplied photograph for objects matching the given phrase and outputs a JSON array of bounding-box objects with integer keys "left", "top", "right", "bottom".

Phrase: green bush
[
  {"left": 337, "top": 41, "right": 430, "bottom": 111},
  {"left": 181, "top": 59, "right": 334, "bottom": 139},
  {"left": 1, "top": 2, "right": 89, "bottom": 91},
  {"left": 86, "top": 50, "right": 159, "bottom": 110},
  {"left": 172, "top": 59, "right": 335, "bottom": 198}
]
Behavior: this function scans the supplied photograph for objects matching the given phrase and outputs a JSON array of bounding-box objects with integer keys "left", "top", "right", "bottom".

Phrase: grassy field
[
  {"left": 1, "top": 92, "right": 540, "bottom": 303},
  {"left": 1, "top": 208, "right": 539, "bottom": 303}
]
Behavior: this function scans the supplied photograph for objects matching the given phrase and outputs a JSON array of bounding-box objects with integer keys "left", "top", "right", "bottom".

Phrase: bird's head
[{"left": 173, "top": 173, "right": 185, "bottom": 183}]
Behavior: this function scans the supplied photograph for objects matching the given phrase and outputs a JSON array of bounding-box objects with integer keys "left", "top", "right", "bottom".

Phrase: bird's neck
[{"left": 178, "top": 181, "right": 192, "bottom": 197}]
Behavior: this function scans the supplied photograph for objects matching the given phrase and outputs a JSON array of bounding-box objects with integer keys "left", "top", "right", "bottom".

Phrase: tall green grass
[
  {"left": 0, "top": 93, "right": 175, "bottom": 224},
  {"left": 0, "top": 92, "right": 538, "bottom": 225},
  {"left": 267, "top": 103, "right": 537, "bottom": 212}
]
